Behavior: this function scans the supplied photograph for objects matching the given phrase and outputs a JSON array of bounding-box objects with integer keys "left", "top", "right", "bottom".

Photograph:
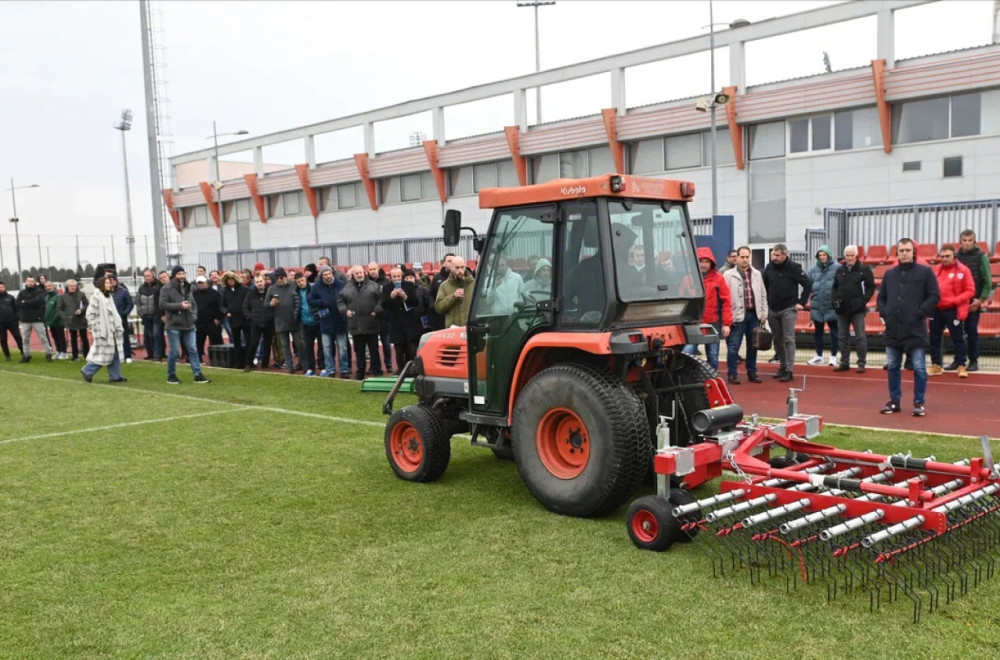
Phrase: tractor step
[{"left": 362, "top": 377, "right": 414, "bottom": 393}]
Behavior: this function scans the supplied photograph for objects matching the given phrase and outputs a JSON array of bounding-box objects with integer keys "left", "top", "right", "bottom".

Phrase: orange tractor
[{"left": 383, "top": 174, "right": 728, "bottom": 518}]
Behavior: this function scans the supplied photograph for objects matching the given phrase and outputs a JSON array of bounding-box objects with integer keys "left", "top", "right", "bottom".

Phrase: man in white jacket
[{"left": 723, "top": 246, "right": 768, "bottom": 385}]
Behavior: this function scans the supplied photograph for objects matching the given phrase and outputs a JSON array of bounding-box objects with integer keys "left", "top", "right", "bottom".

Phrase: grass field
[{"left": 1, "top": 357, "right": 999, "bottom": 658}]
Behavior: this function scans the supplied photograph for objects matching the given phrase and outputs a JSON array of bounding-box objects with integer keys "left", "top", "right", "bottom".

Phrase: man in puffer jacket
[
  {"left": 806, "top": 245, "right": 841, "bottom": 367},
  {"left": 928, "top": 244, "right": 975, "bottom": 378},
  {"left": 136, "top": 269, "right": 163, "bottom": 360},
  {"left": 15, "top": 276, "right": 52, "bottom": 362},
  {"left": 682, "top": 247, "right": 732, "bottom": 372},
  {"left": 44, "top": 281, "right": 68, "bottom": 359},
  {"left": 0, "top": 281, "right": 24, "bottom": 360},
  {"left": 831, "top": 245, "right": 875, "bottom": 372}
]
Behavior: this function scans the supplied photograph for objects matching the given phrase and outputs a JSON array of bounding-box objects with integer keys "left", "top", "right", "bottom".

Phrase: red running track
[{"left": 721, "top": 360, "right": 1000, "bottom": 438}]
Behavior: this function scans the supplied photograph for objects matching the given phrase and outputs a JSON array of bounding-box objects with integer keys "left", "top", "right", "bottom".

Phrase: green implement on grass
[{"left": 362, "top": 376, "right": 414, "bottom": 394}]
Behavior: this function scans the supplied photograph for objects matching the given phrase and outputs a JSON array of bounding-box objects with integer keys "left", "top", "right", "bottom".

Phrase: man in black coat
[
  {"left": 876, "top": 238, "right": 940, "bottom": 417},
  {"left": 242, "top": 273, "right": 275, "bottom": 371},
  {"left": 15, "top": 276, "right": 53, "bottom": 362},
  {"left": 221, "top": 272, "right": 250, "bottom": 369},
  {"left": 383, "top": 266, "right": 430, "bottom": 374},
  {"left": 763, "top": 244, "right": 811, "bottom": 382},
  {"left": 0, "top": 281, "right": 24, "bottom": 360},
  {"left": 192, "top": 275, "right": 224, "bottom": 360},
  {"left": 339, "top": 265, "right": 384, "bottom": 379},
  {"left": 367, "top": 261, "right": 393, "bottom": 373},
  {"left": 831, "top": 245, "right": 876, "bottom": 373}
]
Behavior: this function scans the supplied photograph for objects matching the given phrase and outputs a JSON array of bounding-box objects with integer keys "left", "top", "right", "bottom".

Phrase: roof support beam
[
  {"left": 504, "top": 126, "right": 528, "bottom": 186},
  {"left": 199, "top": 182, "right": 221, "bottom": 228},
  {"left": 243, "top": 173, "right": 268, "bottom": 224},
  {"left": 722, "top": 86, "right": 745, "bottom": 170},
  {"left": 602, "top": 109, "right": 624, "bottom": 174},
  {"left": 295, "top": 164, "right": 319, "bottom": 218},
  {"left": 871, "top": 59, "right": 893, "bottom": 154},
  {"left": 423, "top": 140, "right": 447, "bottom": 203},
  {"left": 354, "top": 153, "right": 378, "bottom": 210}
]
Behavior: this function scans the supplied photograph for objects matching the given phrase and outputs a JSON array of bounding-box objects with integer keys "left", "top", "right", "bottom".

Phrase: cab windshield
[{"left": 609, "top": 199, "right": 701, "bottom": 302}]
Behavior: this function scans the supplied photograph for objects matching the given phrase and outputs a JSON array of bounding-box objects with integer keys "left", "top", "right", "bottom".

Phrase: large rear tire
[
  {"left": 385, "top": 405, "right": 451, "bottom": 482},
  {"left": 511, "top": 362, "right": 647, "bottom": 518}
]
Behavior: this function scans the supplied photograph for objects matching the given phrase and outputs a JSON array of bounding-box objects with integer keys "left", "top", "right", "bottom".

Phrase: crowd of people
[
  {"left": 0, "top": 254, "right": 478, "bottom": 385},
  {"left": 690, "top": 229, "right": 994, "bottom": 418}
]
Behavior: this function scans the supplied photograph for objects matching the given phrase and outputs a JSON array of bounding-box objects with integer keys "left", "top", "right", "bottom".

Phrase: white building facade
[{"left": 167, "top": 0, "right": 1000, "bottom": 268}]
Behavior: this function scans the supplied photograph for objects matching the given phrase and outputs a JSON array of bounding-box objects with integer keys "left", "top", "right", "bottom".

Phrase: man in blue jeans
[
  {"left": 309, "top": 265, "right": 352, "bottom": 377},
  {"left": 158, "top": 265, "right": 211, "bottom": 385},
  {"left": 876, "top": 238, "right": 939, "bottom": 416},
  {"left": 724, "top": 246, "right": 768, "bottom": 384}
]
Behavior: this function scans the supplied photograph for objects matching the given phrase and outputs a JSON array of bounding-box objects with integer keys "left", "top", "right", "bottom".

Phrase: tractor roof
[{"left": 478, "top": 174, "right": 694, "bottom": 210}]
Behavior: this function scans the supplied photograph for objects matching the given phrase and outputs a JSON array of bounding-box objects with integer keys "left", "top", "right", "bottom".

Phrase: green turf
[{"left": 1, "top": 357, "right": 999, "bottom": 658}]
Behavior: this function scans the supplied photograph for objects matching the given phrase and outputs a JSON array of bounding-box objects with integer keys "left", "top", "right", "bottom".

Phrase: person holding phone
[{"left": 434, "top": 256, "right": 474, "bottom": 328}]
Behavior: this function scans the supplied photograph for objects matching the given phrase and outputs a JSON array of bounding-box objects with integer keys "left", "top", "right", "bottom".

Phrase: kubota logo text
[{"left": 560, "top": 185, "right": 586, "bottom": 196}]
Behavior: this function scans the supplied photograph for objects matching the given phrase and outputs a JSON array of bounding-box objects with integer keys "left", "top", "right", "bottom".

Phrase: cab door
[{"left": 466, "top": 205, "right": 556, "bottom": 416}]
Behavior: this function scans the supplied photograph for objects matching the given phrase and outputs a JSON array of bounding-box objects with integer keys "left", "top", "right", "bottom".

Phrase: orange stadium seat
[
  {"left": 917, "top": 243, "right": 937, "bottom": 263},
  {"left": 864, "top": 311, "right": 884, "bottom": 335},
  {"left": 987, "top": 288, "right": 1000, "bottom": 312},
  {"left": 990, "top": 262, "right": 1000, "bottom": 285},
  {"left": 978, "top": 311, "right": 1000, "bottom": 338},
  {"left": 795, "top": 310, "right": 812, "bottom": 332},
  {"left": 992, "top": 241, "right": 1000, "bottom": 264},
  {"left": 863, "top": 245, "right": 887, "bottom": 265}
]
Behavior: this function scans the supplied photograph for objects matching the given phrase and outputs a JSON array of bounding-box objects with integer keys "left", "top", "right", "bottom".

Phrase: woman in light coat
[{"left": 81, "top": 275, "right": 127, "bottom": 383}]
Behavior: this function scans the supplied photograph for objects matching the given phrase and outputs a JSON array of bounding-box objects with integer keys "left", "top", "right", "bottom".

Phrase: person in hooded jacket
[
  {"left": 876, "top": 238, "right": 939, "bottom": 416},
  {"left": 806, "top": 245, "right": 841, "bottom": 367},
  {"left": 0, "top": 281, "right": 24, "bottom": 360},
  {"left": 831, "top": 245, "right": 875, "bottom": 373},
  {"left": 192, "top": 275, "right": 224, "bottom": 361},
  {"left": 220, "top": 271, "right": 250, "bottom": 369},
  {"left": 524, "top": 258, "right": 553, "bottom": 298},
  {"left": 57, "top": 279, "right": 89, "bottom": 361},
  {"left": 242, "top": 273, "right": 275, "bottom": 371},
  {"left": 309, "top": 265, "right": 351, "bottom": 377},
  {"left": 383, "top": 266, "right": 430, "bottom": 373},
  {"left": 681, "top": 247, "right": 732, "bottom": 372}
]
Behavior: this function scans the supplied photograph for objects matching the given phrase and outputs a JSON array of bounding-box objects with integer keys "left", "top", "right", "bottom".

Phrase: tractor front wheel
[
  {"left": 511, "top": 362, "right": 647, "bottom": 518},
  {"left": 385, "top": 405, "right": 451, "bottom": 482}
]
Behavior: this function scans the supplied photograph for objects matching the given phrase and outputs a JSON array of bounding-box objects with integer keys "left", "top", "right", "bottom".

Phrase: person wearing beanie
[
  {"left": 309, "top": 265, "right": 352, "bottom": 377},
  {"left": 158, "top": 264, "right": 210, "bottom": 384},
  {"left": 265, "top": 267, "right": 300, "bottom": 374}
]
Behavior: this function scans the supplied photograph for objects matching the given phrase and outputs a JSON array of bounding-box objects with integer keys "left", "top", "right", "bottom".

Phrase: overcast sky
[{"left": 0, "top": 0, "right": 993, "bottom": 269}]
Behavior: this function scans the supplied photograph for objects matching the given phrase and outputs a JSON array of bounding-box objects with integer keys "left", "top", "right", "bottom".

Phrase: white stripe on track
[
  {"left": 0, "top": 408, "right": 248, "bottom": 446},
  {"left": 0, "top": 370, "right": 386, "bottom": 429}
]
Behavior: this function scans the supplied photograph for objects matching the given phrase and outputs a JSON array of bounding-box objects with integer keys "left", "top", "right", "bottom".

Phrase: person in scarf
[{"left": 80, "top": 275, "right": 127, "bottom": 383}]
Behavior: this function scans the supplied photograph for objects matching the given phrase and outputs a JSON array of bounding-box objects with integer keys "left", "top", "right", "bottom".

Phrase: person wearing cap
[
  {"left": 265, "top": 267, "right": 301, "bottom": 375},
  {"left": 193, "top": 274, "right": 224, "bottom": 361},
  {"left": 309, "top": 264, "right": 351, "bottom": 377},
  {"left": 16, "top": 276, "right": 53, "bottom": 362},
  {"left": 524, "top": 258, "right": 552, "bottom": 298},
  {"left": 411, "top": 262, "right": 431, "bottom": 287},
  {"left": 158, "top": 265, "right": 210, "bottom": 384}
]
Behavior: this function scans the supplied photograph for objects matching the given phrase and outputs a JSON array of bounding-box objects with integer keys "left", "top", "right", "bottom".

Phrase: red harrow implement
[{"left": 626, "top": 386, "right": 1000, "bottom": 622}]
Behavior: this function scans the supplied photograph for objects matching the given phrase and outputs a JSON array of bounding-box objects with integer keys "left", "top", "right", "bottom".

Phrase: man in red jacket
[
  {"left": 928, "top": 244, "right": 975, "bottom": 378},
  {"left": 682, "top": 247, "right": 732, "bottom": 372}
]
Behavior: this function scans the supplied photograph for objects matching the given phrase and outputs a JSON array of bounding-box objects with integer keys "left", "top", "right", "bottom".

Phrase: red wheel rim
[
  {"left": 631, "top": 509, "right": 659, "bottom": 543},
  {"left": 536, "top": 407, "right": 590, "bottom": 479},
  {"left": 389, "top": 421, "right": 423, "bottom": 472}
]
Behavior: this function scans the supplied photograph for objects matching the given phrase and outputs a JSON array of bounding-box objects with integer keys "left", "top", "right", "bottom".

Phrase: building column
[
  {"left": 729, "top": 39, "right": 746, "bottom": 93},
  {"left": 305, "top": 135, "right": 316, "bottom": 168},
  {"left": 253, "top": 147, "right": 263, "bottom": 176},
  {"left": 514, "top": 88, "right": 528, "bottom": 132},
  {"left": 877, "top": 8, "right": 895, "bottom": 68},
  {"left": 364, "top": 122, "right": 375, "bottom": 157},
  {"left": 611, "top": 67, "right": 626, "bottom": 114},
  {"left": 432, "top": 106, "right": 445, "bottom": 145}
]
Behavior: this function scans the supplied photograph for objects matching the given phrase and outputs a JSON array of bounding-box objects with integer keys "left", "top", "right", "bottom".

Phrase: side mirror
[{"left": 443, "top": 209, "right": 462, "bottom": 246}]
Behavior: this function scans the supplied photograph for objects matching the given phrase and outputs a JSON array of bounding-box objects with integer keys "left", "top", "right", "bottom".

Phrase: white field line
[
  {"left": 0, "top": 408, "right": 249, "bottom": 446},
  {"left": 0, "top": 370, "right": 386, "bottom": 428}
]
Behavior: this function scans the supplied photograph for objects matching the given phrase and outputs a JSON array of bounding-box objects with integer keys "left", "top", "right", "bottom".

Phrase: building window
[
  {"left": 337, "top": 183, "right": 358, "bottom": 209},
  {"left": 628, "top": 138, "right": 663, "bottom": 174},
  {"left": 234, "top": 199, "right": 251, "bottom": 222},
  {"left": 749, "top": 121, "right": 785, "bottom": 160},
  {"left": 589, "top": 145, "right": 614, "bottom": 175},
  {"left": 789, "top": 119, "right": 809, "bottom": 153},
  {"left": 401, "top": 174, "right": 421, "bottom": 201},
  {"left": 902, "top": 160, "right": 922, "bottom": 172},
  {"left": 749, "top": 159, "right": 786, "bottom": 244},
  {"left": 701, "top": 128, "right": 734, "bottom": 166},
  {"left": 497, "top": 159, "right": 519, "bottom": 187},
  {"left": 892, "top": 97, "right": 949, "bottom": 144},
  {"left": 380, "top": 172, "right": 437, "bottom": 204},
  {"left": 473, "top": 163, "right": 498, "bottom": 191},
  {"left": 282, "top": 191, "right": 301, "bottom": 216},
  {"left": 951, "top": 93, "right": 981, "bottom": 138},
  {"left": 186, "top": 205, "right": 209, "bottom": 228},
  {"left": 834, "top": 107, "right": 881, "bottom": 150},
  {"left": 532, "top": 153, "right": 559, "bottom": 183},
  {"left": 943, "top": 156, "right": 963, "bottom": 178},
  {"left": 380, "top": 177, "right": 401, "bottom": 204},
  {"left": 665, "top": 133, "right": 701, "bottom": 170},
  {"left": 559, "top": 150, "right": 587, "bottom": 178},
  {"left": 449, "top": 166, "right": 473, "bottom": 196}
]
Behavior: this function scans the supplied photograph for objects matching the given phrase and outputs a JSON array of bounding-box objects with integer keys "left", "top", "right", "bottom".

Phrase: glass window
[
  {"left": 401, "top": 174, "right": 421, "bottom": 201},
  {"left": 589, "top": 145, "right": 615, "bottom": 176},
  {"left": 951, "top": 93, "right": 981, "bottom": 138},
  {"left": 191, "top": 205, "right": 208, "bottom": 227},
  {"left": 282, "top": 192, "right": 300, "bottom": 216},
  {"left": 811, "top": 115, "right": 831, "bottom": 150},
  {"left": 749, "top": 159, "right": 786, "bottom": 243},
  {"left": 789, "top": 119, "right": 809, "bottom": 153},
  {"left": 497, "top": 159, "right": 519, "bottom": 187},
  {"left": 892, "top": 97, "right": 949, "bottom": 144},
  {"left": 983, "top": 90, "right": 1000, "bottom": 134},
  {"left": 628, "top": 138, "right": 663, "bottom": 174},
  {"left": 561, "top": 202, "right": 606, "bottom": 325},
  {"left": 749, "top": 121, "right": 785, "bottom": 159},
  {"left": 380, "top": 177, "right": 401, "bottom": 204},
  {"left": 608, "top": 200, "right": 700, "bottom": 304},
  {"left": 665, "top": 133, "right": 702, "bottom": 169},
  {"left": 702, "top": 128, "right": 735, "bottom": 166},
  {"left": 235, "top": 199, "right": 250, "bottom": 221},
  {"left": 338, "top": 183, "right": 357, "bottom": 209},
  {"left": 559, "top": 150, "right": 588, "bottom": 178},
  {"left": 473, "top": 163, "right": 498, "bottom": 191},
  {"left": 449, "top": 167, "right": 473, "bottom": 196},
  {"left": 532, "top": 153, "right": 559, "bottom": 183},
  {"left": 471, "top": 206, "right": 555, "bottom": 319},
  {"left": 420, "top": 171, "right": 436, "bottom": 199},
  {"left": 836, "top": 107, "right": 881, "bottom": 150}
]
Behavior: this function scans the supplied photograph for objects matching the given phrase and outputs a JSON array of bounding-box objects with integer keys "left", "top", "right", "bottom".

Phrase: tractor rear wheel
[
  {"left": 511, "top": 362, "right": 647, "bottom": 518},
  {"left": 385, "top": 404, "right": 451, "bottom": 482}
]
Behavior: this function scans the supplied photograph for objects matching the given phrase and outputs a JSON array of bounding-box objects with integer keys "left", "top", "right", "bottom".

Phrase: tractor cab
[{"left": 445, "top": 174, "right": 705, "bottom": 417}]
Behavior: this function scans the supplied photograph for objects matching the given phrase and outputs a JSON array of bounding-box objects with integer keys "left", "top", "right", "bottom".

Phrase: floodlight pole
[
  {"left": 710, "top": 0, "right": 718, "bottom": 218},
  {"left": 6, "top": 178, "right": 40, "bottom": 288},
  {"left": 213, "top": 120, "right": 225, "bottom": 255},
  {"left": 117, "top": 120, "right": 138, "bottom": 277},
  {"left": 518, "top": 1, "right": 554, "bottom": 124}
]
